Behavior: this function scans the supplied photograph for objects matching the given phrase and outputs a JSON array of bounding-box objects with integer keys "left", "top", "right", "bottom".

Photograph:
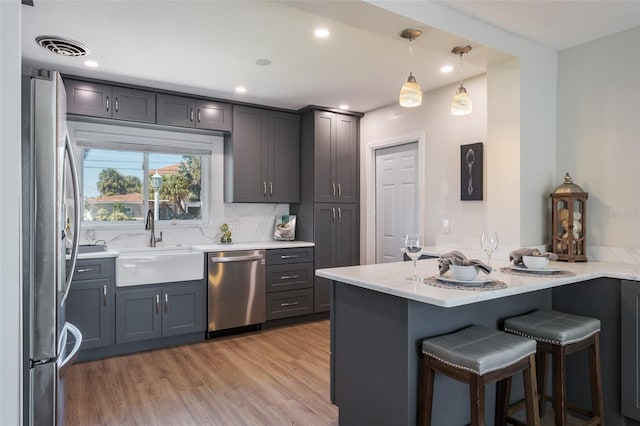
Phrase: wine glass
[
  {"left": 480, "top": 231, "right": 498, "bottom": 264},
  {"left": 404, "top": 234, "right": 424, "bottom": 281}
]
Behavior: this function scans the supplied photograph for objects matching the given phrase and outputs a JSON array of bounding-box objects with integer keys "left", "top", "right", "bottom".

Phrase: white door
[{"left": 375, "top": 142, "right": 419, "bottom": 263}]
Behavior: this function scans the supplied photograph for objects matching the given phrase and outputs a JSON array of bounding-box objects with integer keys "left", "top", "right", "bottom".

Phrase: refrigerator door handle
[
  {"left": 57, "top": 322, "right": 82, "bottom": 376},
  {"left": 62, "top": 131, "right": 81, "bottom": 306}
]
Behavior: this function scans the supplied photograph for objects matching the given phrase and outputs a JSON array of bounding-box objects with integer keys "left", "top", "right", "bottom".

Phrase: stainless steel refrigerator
[{"left": 22, "top": 69, "right": 83, "bottom": 426}]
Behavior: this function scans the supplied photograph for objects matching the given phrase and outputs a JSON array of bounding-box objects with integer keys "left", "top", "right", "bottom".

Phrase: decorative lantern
[{"left": 550, "top": 173, "right": 588, "bottom": 262}]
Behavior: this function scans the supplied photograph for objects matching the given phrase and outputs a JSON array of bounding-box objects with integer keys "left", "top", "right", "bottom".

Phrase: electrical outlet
[
  {"left": 442, "top": 219, "right": 450, "bottom": 233},
  {"left": 228, "top": 222, "right": 239, "bottom": 232}
]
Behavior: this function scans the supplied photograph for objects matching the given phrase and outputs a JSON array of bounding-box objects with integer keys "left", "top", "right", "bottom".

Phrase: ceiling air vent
[{"left": 35, "top": 36, "right": 90, "bottom": 57}]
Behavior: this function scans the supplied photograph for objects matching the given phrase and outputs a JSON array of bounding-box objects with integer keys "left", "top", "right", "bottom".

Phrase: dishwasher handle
[{"left": 209, "top": 254, "right": 264, "bottom": 263}]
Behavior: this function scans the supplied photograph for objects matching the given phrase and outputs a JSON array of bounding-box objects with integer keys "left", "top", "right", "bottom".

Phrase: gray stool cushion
[
  {"left": 504, "top": 310, "right": 600, "bottom": 346},
  {"left": 421, "top": 325, "right": 536, "bottom": 376}
]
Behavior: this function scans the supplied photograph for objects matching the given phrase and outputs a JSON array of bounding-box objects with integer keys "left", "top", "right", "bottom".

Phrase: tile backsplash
[{"left": 80, "top": 203, "right": 290, "bottom": 248}]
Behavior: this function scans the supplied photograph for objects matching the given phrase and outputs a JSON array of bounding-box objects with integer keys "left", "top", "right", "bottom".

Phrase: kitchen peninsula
[{"left": 317, "top": 259, "right": 640, "bottom": 426}]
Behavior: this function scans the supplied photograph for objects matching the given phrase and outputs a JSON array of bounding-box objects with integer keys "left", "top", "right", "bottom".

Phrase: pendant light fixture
[
  {"left": 451, "top": 45, "right": 472, "bottom": 116},
  {"left": 399, "top": 28, "right": 423, "bottom": 108}
]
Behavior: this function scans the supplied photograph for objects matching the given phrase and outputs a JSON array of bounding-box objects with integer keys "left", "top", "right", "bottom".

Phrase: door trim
[{"left": 364, "top": 132, "right": 426, "bottom": 265}]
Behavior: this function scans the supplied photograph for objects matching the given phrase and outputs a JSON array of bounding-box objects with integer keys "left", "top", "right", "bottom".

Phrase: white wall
[
  {"left": 0, "top": 0, "right": 23, "bottom": 423},
  {"left": 557, "top": 27, "right": 640, "bottom": 263},
  {"left": 367, "top": 0, "right": 558, "bottom": 250},
  {"left": 361, "top": 75, "right": 488, "bottom": 260}
]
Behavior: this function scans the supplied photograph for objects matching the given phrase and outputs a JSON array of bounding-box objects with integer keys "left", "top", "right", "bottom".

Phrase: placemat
[
  {"left": 499, "top": 266, "right": 575, "bottom": 278},
  {"left": 424, "top": 276, "right": 507, "bottom": 291}
]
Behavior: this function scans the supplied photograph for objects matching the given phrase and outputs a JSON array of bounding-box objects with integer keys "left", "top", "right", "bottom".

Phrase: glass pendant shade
[
  {"left": 451, "top": 85, "right": 472, "bottom": 116},
  {"left": 399, "top": 72, "right": 422, "bottom": 108}
]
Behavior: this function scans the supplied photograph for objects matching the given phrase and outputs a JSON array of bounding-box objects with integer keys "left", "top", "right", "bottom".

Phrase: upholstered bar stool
[
  {"left": 418, "top": 325, "right": 540, "bottom": 426},
  {"left": 503, "top": 310, "right": 604, "bottom": 425}
]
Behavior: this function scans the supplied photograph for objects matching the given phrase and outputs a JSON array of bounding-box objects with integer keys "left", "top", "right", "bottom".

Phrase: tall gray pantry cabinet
[{"left": 292, "top": 108, "right": 361, "bottom": 312}]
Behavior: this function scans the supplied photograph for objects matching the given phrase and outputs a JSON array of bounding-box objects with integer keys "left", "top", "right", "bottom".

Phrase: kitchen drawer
[
  {"left": 266, "top": 263, "right": 313, "bottom": 293},
  {"left": 71, "top": 258, "right": 113, "bottom": 281},
  {"left": 266, "top": 288, "right": 313, "bottom": 320},
  {"left": 266, "top": 247, "right": 313, "bottom": 265}
]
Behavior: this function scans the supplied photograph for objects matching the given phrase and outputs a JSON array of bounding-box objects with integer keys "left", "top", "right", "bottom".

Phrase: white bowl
[
  {"left": 449, "top": 264, "right": 479, "bottom": 281},
  {"left": 522, "top": 255, "right": 549, "bottom": 269}
]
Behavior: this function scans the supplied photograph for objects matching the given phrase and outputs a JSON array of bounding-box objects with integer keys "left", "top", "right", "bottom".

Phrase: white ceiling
[{"left": 21, "top": 1, "right": 639, "bottom": 113}]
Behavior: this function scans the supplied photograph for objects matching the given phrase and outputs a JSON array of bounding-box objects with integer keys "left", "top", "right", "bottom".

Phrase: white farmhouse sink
[{"left": 116, "top": 247, "right": 204, "bottom": 287}]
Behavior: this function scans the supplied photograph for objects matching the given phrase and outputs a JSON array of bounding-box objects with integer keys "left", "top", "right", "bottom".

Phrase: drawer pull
[
  {"left": 280, "top": 255, "right": 299, "bottom": 259},
  {"left": 76, "top": 268, "right": 93, "bottom": 273},
  {"left": 280, "top": 275, "right": 299, "bottom": 280},
  {"left": 280, "top": 301, "right": 300, "bottom": 307}
]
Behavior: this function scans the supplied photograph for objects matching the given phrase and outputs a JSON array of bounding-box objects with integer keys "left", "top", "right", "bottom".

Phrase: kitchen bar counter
[
  {"left": 316, "top": 258, "right": 640, "bottom": 307},
  {"left": 319, "top": 259, "right": 640, "bottom": 426}
]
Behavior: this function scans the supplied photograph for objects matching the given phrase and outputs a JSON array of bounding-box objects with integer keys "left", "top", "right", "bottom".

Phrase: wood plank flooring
[
  {"left": 66, "top": 319, "right": 581, "bottom": 425},
  {"left": 65, "top": 320, "right": 338, "bottom": 426}
]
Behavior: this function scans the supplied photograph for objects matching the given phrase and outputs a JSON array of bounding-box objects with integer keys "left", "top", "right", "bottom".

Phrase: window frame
[{"left": 67, "top": 121, "right": 212, "bottom": 228}]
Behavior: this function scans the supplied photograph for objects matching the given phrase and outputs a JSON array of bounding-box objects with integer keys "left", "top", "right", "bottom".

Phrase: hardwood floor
[
  {"left": 66, "top": 319, "right": 581, "bottom": 425},
  {"left": 65, "top": 320, "right": 338, "bottom": 426}
]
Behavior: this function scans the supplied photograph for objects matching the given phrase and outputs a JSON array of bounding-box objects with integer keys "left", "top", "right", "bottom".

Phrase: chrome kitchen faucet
[{"left": 145, "top": 209, "right": 163, "bottom": 247}]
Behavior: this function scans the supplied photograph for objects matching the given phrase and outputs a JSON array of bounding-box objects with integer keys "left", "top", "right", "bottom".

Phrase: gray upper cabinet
[
  {"left": 65, "top": 79, "right": 155, "bottom": 123},
  {"left": 225, "top": 105, "right": 300, "bottom": 203},
  {"left": 313, "top": 111, "right": 359, "bottom": 204},
  {"left": 156, "top": 93, "right": 231, "bottom": 132}
]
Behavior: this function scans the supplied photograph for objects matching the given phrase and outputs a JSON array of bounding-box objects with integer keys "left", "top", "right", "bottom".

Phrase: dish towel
[
  {"left": 509, "top": 248, "right": 558, "bottom": 266},
  {"left": 438, "top": 250, "right": 492, "bottom": 275}
]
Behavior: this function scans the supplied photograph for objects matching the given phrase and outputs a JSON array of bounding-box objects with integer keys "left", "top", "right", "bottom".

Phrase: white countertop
[
  {"left": 74, "top": 241, "right": 314, "bottom": 259},
  {"left": 192, "top": 240, "right": 314, "bottom": 252},
  {"left": 316, "top": 259, "right": 640, "bottom": 308}
]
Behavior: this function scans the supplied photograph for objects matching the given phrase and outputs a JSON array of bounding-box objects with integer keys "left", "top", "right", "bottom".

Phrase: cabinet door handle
[
  {"left": 263, "top": 182, "right": 267, "bottom": 196},
  {"left": 280, "top": 254, "right": 299, "bottom": 259},
  {"left": 106, "top": 96, "right": 110, "bottom": 112},
  {"left": 156, "top": 294, "right": 160, "bottom": 314},
  {"left": 338, "top": 183, "right": 342, "bottom": 197},
  {"left": 114, "top": 97, "right": 119, "bottom": 113},
  {"left": 332, "top": 208, "right": 336, "bottom": 221},
  {"left": 280, "top": 275, "right": 299, "bottom": 280},
  {"left": 103, "top": 285, "right": 107, "bottom": 306},
  {"left": 190, "top": 108, "right": 194, "bottom": 122},
  {"left": 76, "top": 268, "right": 93, "bottom": 273},
  {"left": 280, "top": 301, "right": 300, "bottom": 307},
  {"left": 269, "top": 182, "right": 273, "bottom": 196},
  {"left": 338, "top": 208, "right": 342, "bottom": 221},
  {"left": 331, "top": 183, "right": 336, "bottom": 197},
  {"left": 197, "top": 109, "right": 201, "bottom": 123},
  {"left": 164, "top": 293, "right": 169, "bottom": 313}
]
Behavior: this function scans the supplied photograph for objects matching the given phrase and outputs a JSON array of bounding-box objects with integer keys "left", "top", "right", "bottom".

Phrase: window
[
  {"left": 69, "top": 122, "right": 213, "bottom": 225},
  {"left": 81, "top": 149, "right": 204, "bottom": 222}
]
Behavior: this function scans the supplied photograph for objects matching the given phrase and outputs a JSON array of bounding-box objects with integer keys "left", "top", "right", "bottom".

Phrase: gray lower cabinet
[
  {"left": 66, "top": 258, "right": 115, "bottom": 350},
  {"left": 224, "top": 105, "right": 300, "bottom": 203},
  {"left": 621, "top": 280, "right": 640, "bottom": 421},
  {"left": 64, "top": 79, "right": 156, "bottom": 123},
  {"left": 313, "top": 203, "right": 359, "bottom": 312},
  {"left": 116, "top": 281, "right": 205, "bottom": 344},
  {"left": 265, "top": 247, "right": 314, "bottom": 320},
  {"left": 156, "top": 93, "right": 231, "bottom": 132}
]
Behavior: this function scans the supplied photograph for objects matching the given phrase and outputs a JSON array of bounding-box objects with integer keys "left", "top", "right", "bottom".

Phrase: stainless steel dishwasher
[{"left": 207, "top": 250, "right": 266, "bottom": 332}]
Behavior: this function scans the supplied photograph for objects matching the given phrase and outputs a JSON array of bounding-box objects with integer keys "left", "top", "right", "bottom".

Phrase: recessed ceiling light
[
  {"left": 339, "top": 104, "right": 349, "bottom": 110},
  {"left": 440, "top": 65, "right": 454, "bottom": 73},
  {"left": 314, "top": 28, "right": 330, "bottom": 38},
  {"left": 255, "top": 59, "right": 271, "bottom": 66},
  {"left": 83, "top": 60, "right": 99, "bottom": 68},
  {"left": 235, "top": 86, "right": 247, "bottom": 93}
]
